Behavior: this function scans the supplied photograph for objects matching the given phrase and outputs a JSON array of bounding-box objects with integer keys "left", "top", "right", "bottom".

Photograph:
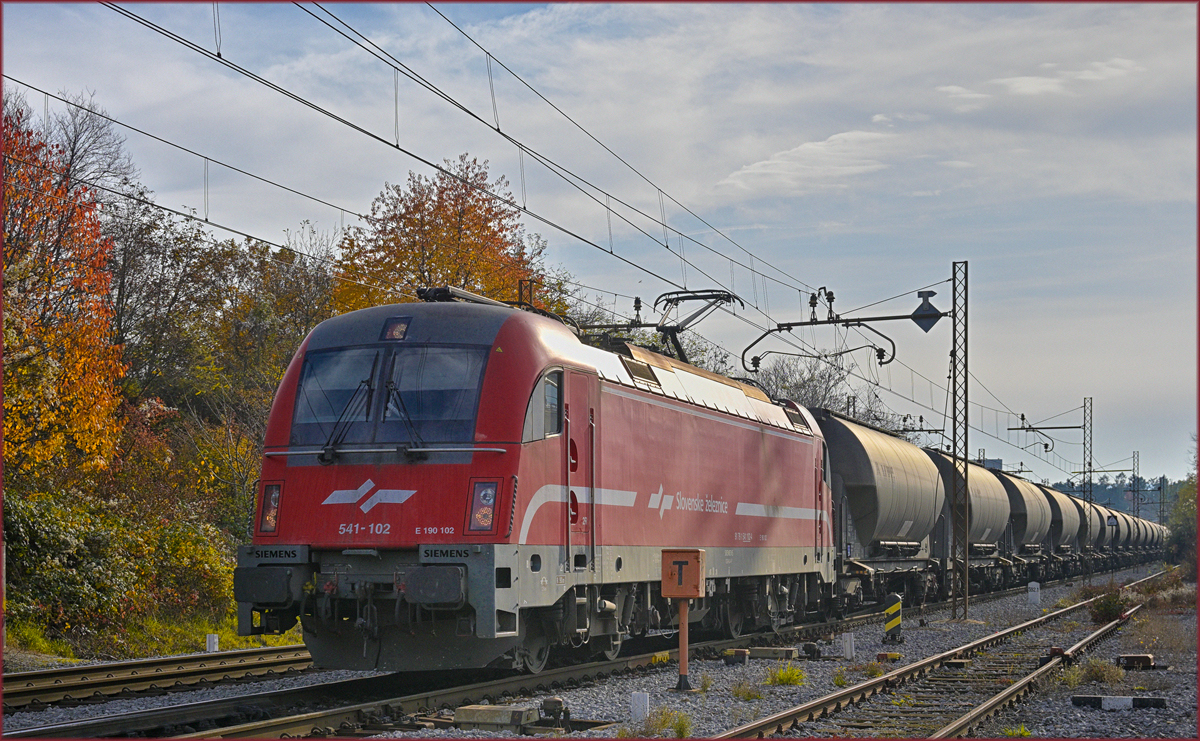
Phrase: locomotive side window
[
  {"left": 523, "top": 370, "right": 563, "bottom": 442},
  {"left": 544, "top": 372, "right": 562, "bottom": 435}
]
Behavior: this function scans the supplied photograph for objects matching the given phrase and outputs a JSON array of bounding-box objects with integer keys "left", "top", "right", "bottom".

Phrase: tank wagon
[
  {"left": 994, "top": 471, "right": 1053, "bottom": 581},
  {"left": 810, "top": 409, "right": 944, "bottom": 610},
  {"left": 924, "top": 452, "right": 1012, "bottom": 592},
  {"left": 234, "top": 289, "right": 1166, "bottom": 672}
]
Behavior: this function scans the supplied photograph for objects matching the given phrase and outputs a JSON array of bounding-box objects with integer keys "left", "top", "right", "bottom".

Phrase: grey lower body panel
[{"left": 300, "top": 614, "right": 523, "bottom": 671}]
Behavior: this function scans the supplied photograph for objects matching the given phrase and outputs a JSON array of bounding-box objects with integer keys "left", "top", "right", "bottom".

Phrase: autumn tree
[
  {"left": 3, "top": 91, "right": 125, "bottom": 480},
  {"left": 1165, "top": 437, "right": 1197, "bottom": 579},
  {"left": 183, "top": 229, "right": 336, "bottom": 539},
  {"left": 334, "top": 154, "right": 559, "bottom": 311},
  {"left": 106, "top": 190, "right": 239, "bottom": 405}
]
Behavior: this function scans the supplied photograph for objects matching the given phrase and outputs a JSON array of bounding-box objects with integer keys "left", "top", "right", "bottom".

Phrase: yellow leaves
[
  {"left": 3, "top": 101, "right": 125, "bottom": 478},
  {"left": 332, "top": 154, "right": 548, "bottom": 313}
]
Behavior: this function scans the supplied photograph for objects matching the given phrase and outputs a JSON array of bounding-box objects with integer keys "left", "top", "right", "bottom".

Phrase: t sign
[{"left": 661, "top": 549, "right": 706, "bottom": 598}]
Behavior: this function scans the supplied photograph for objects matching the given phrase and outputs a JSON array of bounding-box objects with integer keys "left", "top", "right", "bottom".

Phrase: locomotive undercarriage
[
  {"left": 510, "top": 570, "right": 836, "bottom": 670},
  {"left": 235, "top": 543, "right": 836, "bottom": 672},
  {"left": 237, "top": 542, "right": 1162, "bottom": 672}
]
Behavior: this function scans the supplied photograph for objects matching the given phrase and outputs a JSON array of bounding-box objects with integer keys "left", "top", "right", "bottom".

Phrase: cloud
[
  {"left": 990, "top": 57, "right": 1146, "bottom": 95},
  {"left": 989, "top": 76, "right": 1066, "bottom": 95},
  {"left": 936, "top": 85, "right": 992, "bottom": 112},
  {"left": 717, "top": 131, "right": 897, "bottom": 196},
  {"left": 936, "top": 85, "right": 990, "bottom": 99}
]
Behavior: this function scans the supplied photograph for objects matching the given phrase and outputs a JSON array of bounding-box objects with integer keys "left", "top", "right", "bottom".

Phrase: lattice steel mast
[{"left": 950, "top": 261, "right": 969, "bottom": 619}]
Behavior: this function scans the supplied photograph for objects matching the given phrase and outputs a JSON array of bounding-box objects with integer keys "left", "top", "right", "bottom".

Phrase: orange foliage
[
  {"left": 333, "top": 154, "right": 548, "bottom": 311},
  {"left": 3, "top": 102, "right": 125, "bottom": 476}
]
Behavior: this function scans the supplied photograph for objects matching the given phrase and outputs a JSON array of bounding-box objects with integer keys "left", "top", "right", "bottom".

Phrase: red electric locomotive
[{"left": 235, "top": 288, "right": 835, "bottom": 672}]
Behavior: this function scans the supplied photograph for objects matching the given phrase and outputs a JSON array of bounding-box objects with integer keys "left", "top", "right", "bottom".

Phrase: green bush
[
  {"left": 765, "top": 661, "right": 806, "bottom": 686},
  {"left": 4, "top": 490, "right": 238, "bottom": 659},
  {"left": 1088, "top": 591, "right": 1132, "bottom": 624},
  {"left": 3, "top": 493, "right": 144, "bottom": 631}
]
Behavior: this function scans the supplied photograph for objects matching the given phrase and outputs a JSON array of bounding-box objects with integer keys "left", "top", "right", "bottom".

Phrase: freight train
[{"left": 234, "top": 289, "right": 1167, "bottom": 672}]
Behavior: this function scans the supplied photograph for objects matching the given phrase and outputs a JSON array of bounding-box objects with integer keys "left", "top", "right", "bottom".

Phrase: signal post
[{"left": 661, "top": 549, "right": 705, "bottom": 691}]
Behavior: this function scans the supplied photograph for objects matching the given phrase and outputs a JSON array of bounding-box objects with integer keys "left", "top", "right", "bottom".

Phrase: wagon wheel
[
  {"left": 520, "top": 621, "right": 551, "bottom": 674},
  {"left": 597, "top": 633, "right": 623, "bottom": 661},
  {"left": 723, "top": 600, "right": 746, "bottom": 639}
]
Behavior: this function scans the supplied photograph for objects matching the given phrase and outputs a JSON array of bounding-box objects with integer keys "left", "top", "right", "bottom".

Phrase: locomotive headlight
[
  {"left": 260, "top": 484, "right": 282, "bottom": 533},
  {"left": 468, "top": 482, "right": 499, "bottom": 532}
]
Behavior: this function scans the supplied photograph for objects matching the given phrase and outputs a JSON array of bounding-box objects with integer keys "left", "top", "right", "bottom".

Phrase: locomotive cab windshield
[{"left": 290, "top": 343, "right": 490, "bottom": 453}]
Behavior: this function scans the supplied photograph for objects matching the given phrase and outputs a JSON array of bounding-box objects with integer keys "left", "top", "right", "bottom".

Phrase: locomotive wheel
[
  {"left": 723, "top": 601, "right": 745, "bottom": 638},
  {"left": 519, "top": 623, "right": 551, "bottom": 674}
]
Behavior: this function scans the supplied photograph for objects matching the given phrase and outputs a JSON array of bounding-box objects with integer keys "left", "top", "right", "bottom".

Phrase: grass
[
  {"left": 699, "top": 672, "right": 714, "bottom": 692},
  {"left": 5, "top": 619, "right": 79, "bottom": 661},
  {"left": 7, "top": 609, "right": 304, "bottom": 663},
  {"left": 1081, "top": 657, "right": 1125, "bottom": 684},
  {"left": 618, "top": 706, "right": 693, "bottom": 738},
  {"left": 1002, "top": 723, "right": 1033, "bottom": 737},
  {"left": 99, "top": 610, "right": 303, "bottom": 660},
  {"left": 1129, "top": 610, "right": 1196, "bottom": 655},
  {"left": 1141, "top": 584, "right": 1197, "bottom": 613},
  {"left": 832, "top": 667, "right": 849, "bottom": 687},
  {"left": 1059, "top": 657, "right": 1126, "bottom": 688},
  {"left": 731, "top": 678, "right": 764, "bottom": 700},
  {"left": 728, "top": 704, "right": 762, "bottom": 727},
  {"left": 1058, "top": 665, "right": 1085, "bottom": 688},
  {"left": 764, "top": 661, "right": 806, "bottom": 686}
]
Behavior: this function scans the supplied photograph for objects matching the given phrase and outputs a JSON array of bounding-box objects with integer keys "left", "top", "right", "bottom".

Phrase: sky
[{"left": 3, "top": 3, "right": 1196, "bottom": 490}]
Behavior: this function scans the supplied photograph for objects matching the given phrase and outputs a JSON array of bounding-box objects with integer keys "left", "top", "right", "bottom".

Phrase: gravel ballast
[
  {"left": 5, "top": 566, "right": 1191, "bottom": 738},
  {"left": 364, "top": 566, "right": 1195, "bottom": 738}
]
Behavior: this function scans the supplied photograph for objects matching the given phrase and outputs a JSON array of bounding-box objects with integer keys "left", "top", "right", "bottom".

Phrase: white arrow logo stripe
[
  {"left": 360, "top": 489, "right": 416, "bottom": 513},
  {"left": 324, "top": 479, "right": 375, "bottom": 505}
]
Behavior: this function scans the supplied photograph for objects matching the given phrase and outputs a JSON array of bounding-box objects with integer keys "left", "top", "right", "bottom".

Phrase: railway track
[
  {"left": 3, "top": 608, "right": 885, "bottom": 738},
  {"left": 2, "top": 645, "right": 311, "bottom": 712},
  {"left": 3, "top": 571, "right": 1151, "bottom": 738},
  {"left": 714, "top": 571, "right": 1163, "bottom": 739}
]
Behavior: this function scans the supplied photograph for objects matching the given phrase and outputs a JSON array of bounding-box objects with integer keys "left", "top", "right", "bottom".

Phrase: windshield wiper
[
  {"left": 317, "top": 379, "right": 371, "bottom": 463},
  {"left": 386, "top": 380, "right": 423, "bottom": 443},
  {"left": 318, "top": 355, "right": 379, "bottom": 464}
]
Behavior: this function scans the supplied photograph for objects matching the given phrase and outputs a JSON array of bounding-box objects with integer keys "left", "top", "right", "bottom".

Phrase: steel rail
[
  {"left": 4, "top": 569, "right": 1157, "bottom": 738},
  {"left": 3, "top": 645, "right": 310, "bottom": 711},
  {"left": 6, "top": 608, "right": 885, "bottom": 739},
  {"left": 928, "top": 603, "right": 1144, "bottom": 738},
  {"left": 712, "top": 570, "right": 1164, "bottom": 739}
]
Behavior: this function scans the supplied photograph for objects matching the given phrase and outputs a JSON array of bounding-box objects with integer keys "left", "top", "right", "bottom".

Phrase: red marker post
[{"left": 661, "top": 549, "right": 705, "bottom": 691}]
